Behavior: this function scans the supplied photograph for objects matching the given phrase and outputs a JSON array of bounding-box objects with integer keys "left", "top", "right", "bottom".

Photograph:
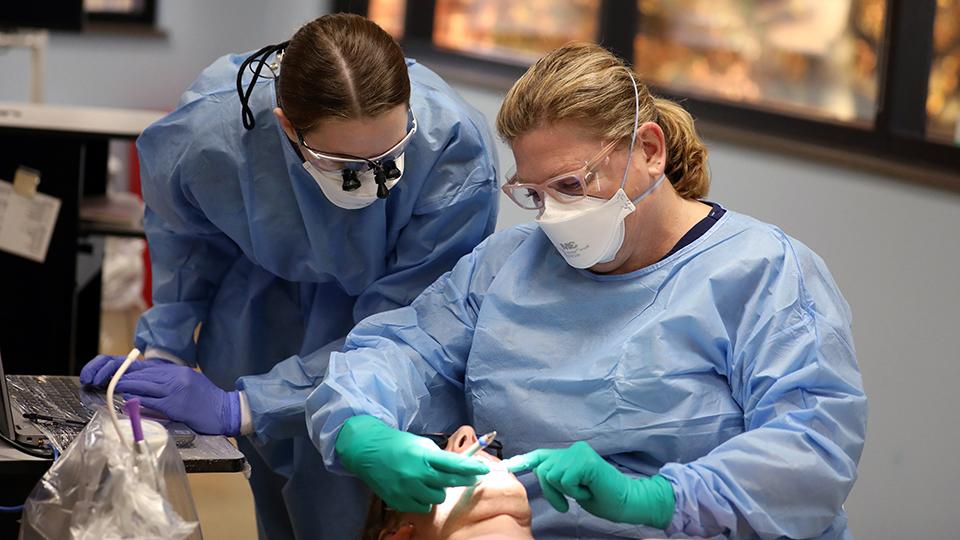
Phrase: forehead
[
  {"left": 300, "top": 105, "right": 408, "bottom": 158},
  {"left": 510, "top": 123, "right": 602, "bottom": 183}
]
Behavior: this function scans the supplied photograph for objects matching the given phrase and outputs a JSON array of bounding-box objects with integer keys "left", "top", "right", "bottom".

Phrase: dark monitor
[{"left": 0, "top": 3, "right": 85, "bottom": 32}]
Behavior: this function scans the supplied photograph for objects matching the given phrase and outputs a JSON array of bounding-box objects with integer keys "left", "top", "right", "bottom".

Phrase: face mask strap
[
  {"left": 628, "top": 173, "right": 667, "bottom": 205},
  {"left": 620, "top": 70, "right": 666, "bottom": 206},
  {"left": 620, "top": 71, "right": 641, "bottom": 190}
]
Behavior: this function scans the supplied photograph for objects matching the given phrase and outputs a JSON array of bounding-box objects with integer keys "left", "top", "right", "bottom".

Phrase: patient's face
[{"left": 379, "top": 426, "right": 533, "bottom": 540}]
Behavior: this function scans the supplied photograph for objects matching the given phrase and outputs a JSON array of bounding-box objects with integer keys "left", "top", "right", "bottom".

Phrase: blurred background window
[
  {"left": 343, "top": 0, "right": 957, "bottom": 177},
  {"left": 433, "top": 0, "right": 601, "bottom": 64},
  {"left": 85, "top": 0, "right": 144, "bottom": 14},
  {"left": 368, "top": 0, "right": 406, "bottom": 39},
  {"left": 926, "top": 0, "right": 960, "bottom": 145},
  {"left": 85, "top": 0, "right": 156, "bottom": 25},
  {"left": 634, "top": 0, "right": 886, "bottom": 126}
]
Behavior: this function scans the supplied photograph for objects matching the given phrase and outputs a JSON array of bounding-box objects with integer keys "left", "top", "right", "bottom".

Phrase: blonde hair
[{"left": 496, "top": 42, "right": 709, "bottom": 199}]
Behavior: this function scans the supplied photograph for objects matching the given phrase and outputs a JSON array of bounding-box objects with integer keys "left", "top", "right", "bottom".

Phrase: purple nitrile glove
[
  {"left": 79, "top": 354, "right": 173, "bottom": 388},
  {"left": 114, "top": 363, "right": 241, "bottom": 436}
]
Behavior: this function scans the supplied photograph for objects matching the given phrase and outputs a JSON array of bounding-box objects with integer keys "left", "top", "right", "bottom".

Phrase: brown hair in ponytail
[
  {"left": 278, "top": 13, "right": 410, "bottom": 132},
  {"left": 496, "top": 42, "right": 710, "bottom": 199}
]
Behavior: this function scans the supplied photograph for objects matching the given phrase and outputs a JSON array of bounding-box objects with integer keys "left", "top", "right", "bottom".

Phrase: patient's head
[{"left": 363, "top": 426, "right": 533, "bottom": 540}]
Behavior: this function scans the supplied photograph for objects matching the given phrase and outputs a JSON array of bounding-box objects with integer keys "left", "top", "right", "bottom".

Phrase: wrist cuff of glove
[
  {"left": 223, "top": 391, "right": 242, "bottom": 437},
  {"left": 143, "top": 347, "right": 189, "bottom": 366},
  {"left": 643, "top": 474, "right": 677, "bottom": 530},
  {"left": 335, "top": 415, "right": 385, "bottom": 473}
]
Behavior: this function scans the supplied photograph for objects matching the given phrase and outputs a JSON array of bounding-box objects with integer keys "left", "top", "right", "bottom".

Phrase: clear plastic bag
[
  {"left": 18, "top": 409, "right": 201, "bottom": 540},
  {"left": 101, "top": 236, "right": 146, "bottom": 312}
]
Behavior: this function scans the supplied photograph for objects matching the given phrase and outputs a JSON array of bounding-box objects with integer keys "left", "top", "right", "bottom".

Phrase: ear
[
  {"left": 634, "top": 121, "right": 666, "bottom": 177},
  {"left": 273, "top": 107, "right": 298, "bottom": 144},
  {"left": 379, "top": 522, "right": 415, "bottom": 540}
]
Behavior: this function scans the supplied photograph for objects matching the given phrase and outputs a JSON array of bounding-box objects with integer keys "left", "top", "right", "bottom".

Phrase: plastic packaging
[
  {"left": 18, "top": 408, "right": 201, "bottom": 539},
  {"left": 101, "top": 235, "right": 146, "bottom": 312}
]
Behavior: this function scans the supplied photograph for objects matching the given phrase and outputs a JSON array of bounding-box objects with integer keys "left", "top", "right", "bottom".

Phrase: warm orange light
[
  {"left": 634, "top": 0, "right": 888, "bottom": 125},
  {"left": 368, "top": 0, "right": 406, "bottom": 38},
  {"left": 433, "top": 0, "right": 600, "bottom": 64}
]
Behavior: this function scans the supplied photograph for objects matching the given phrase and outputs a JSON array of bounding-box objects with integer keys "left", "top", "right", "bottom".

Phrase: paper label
[
  {"left": 0, "top": 179, "right": 61, "bottom": 263},
  {"left": 12, "top": 167, "right": 40, "bottom": 198}
]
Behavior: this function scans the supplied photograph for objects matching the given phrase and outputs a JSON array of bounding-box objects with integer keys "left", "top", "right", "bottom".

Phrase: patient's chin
[{"left": 445, "top": 514, "right": 533, "bottom": 540}]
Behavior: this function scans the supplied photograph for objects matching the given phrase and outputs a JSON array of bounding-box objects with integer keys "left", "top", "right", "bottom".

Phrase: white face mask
[
  {"left": 304, "top": 154, "right": 405, "bottom": 210},
  {"left": 536, "top": 175, "right": 666, "bottom": 269},
  {"left": 534, "top": 70, "right": 668, "bottom": 270}
]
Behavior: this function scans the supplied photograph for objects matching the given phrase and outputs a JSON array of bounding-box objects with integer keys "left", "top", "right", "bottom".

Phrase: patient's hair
[{"left": 362, "top": 494, "right": 395, "bottom": 540}]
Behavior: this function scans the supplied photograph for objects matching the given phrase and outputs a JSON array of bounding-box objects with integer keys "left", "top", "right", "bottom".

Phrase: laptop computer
[
  {"left": 0, "top": 352, "right": 47, "bottom": 449},
  {"left": 0, "top": 348, "right": 196, "bottom": 453}
]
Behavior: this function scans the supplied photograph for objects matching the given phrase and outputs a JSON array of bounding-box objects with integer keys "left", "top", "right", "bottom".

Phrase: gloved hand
[
  {"left": 335, "top": 415, "right": 491, "bottom": 513},
  {"left": 504, "top": 441, "right": 675, "bottom": 529},
  {"left": 113, "top": 363, "right": 241, "bottom": 436},
  {"left": 80, "top": 354, "right": 172, "bottom": 387}
]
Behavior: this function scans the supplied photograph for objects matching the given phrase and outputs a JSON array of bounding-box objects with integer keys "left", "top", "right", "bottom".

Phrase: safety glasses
[
  {"left": 297, "top": 112, "right": 417, "bottom": 174},
  {"left": 418, "top": 432, "right": 504, "bottom": 459},
  {"left": 501, "top": 139, "right": 619, "bottom": 213}
]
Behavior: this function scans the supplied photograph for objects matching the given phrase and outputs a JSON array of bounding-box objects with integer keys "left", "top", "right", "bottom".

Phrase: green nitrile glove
[
  {"left": 504, "top": 441, "right": 675, "bottom": 529},
  {"left": 335, "top": 415, "right": 490, "bottom": 513}
]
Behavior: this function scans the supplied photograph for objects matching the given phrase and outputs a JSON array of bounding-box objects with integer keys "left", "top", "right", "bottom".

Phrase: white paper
[{"left": 0, "top": 179, "right": 61, "bottom": 263}]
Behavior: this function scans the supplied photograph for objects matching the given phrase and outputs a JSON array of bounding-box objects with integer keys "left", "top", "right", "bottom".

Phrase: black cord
[
  {"left": 0, "top": 439, "right": 57, "bottom": 513},
  {"left": 0, "top": 431, "right": 53, "bottom": 459},
  {"left": 236, "top": 41, "right": 289, "bottom": 130}
]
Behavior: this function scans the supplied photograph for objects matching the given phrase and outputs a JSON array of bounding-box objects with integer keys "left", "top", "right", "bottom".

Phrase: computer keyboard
[
  {"left": 6, "top": 375, "right": 92, "bottom": 423},
  {"left": 6, "top": 374, "right": 194, "bottom": 451}
]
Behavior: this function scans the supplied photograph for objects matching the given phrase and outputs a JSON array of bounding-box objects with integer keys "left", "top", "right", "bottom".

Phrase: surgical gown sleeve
[
  {"left": 237, "top": 120, "right": 499, "bottom": 444},
  {"left": 658, "top": 237, "right": 867, "bottom": 539},
  {"left": 353, "top": 118, "right": 499, "bottom": 320},
  {"left": 305, "top": 226, "right": 534, "bottom": 470},
  {"left": 133, "top": 103, "right": 244, "bottom": 366}
]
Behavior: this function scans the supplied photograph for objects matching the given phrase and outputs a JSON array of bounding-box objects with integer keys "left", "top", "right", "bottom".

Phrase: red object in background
[{"left": 129, "top": 142, "right": 153, "bottom": 308}]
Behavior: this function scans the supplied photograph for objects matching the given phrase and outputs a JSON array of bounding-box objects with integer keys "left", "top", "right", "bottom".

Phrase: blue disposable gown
[
  {"left": 307, "top": 212, "right": 868, "bottom": 539},
  {"left": 133, "top": 53, "right": 499, "bottom": 538}
]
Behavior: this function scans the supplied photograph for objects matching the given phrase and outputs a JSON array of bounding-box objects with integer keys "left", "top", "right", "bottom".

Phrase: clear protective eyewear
[
  {"left": 297, "top": 113, "right": 417, "bottom": 195},
  {"left": 501, "top": 139, "right": 620, "bottom": 213},
  {"left": 297, "top": 112, "right": 417, "bottom": 173}
]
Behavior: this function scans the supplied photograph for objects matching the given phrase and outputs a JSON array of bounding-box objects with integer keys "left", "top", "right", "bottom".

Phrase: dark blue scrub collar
[{"left": 658, "top": 201, "right": 726, "bottom": 263}]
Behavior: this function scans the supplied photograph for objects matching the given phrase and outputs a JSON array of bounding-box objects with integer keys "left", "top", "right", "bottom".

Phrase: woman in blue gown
[
  {"left": 307, "top": 43, "right": 867, "bottom": 539},
  {"left": 80, "top": 14, "right": 499, "bottom": 539}
]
